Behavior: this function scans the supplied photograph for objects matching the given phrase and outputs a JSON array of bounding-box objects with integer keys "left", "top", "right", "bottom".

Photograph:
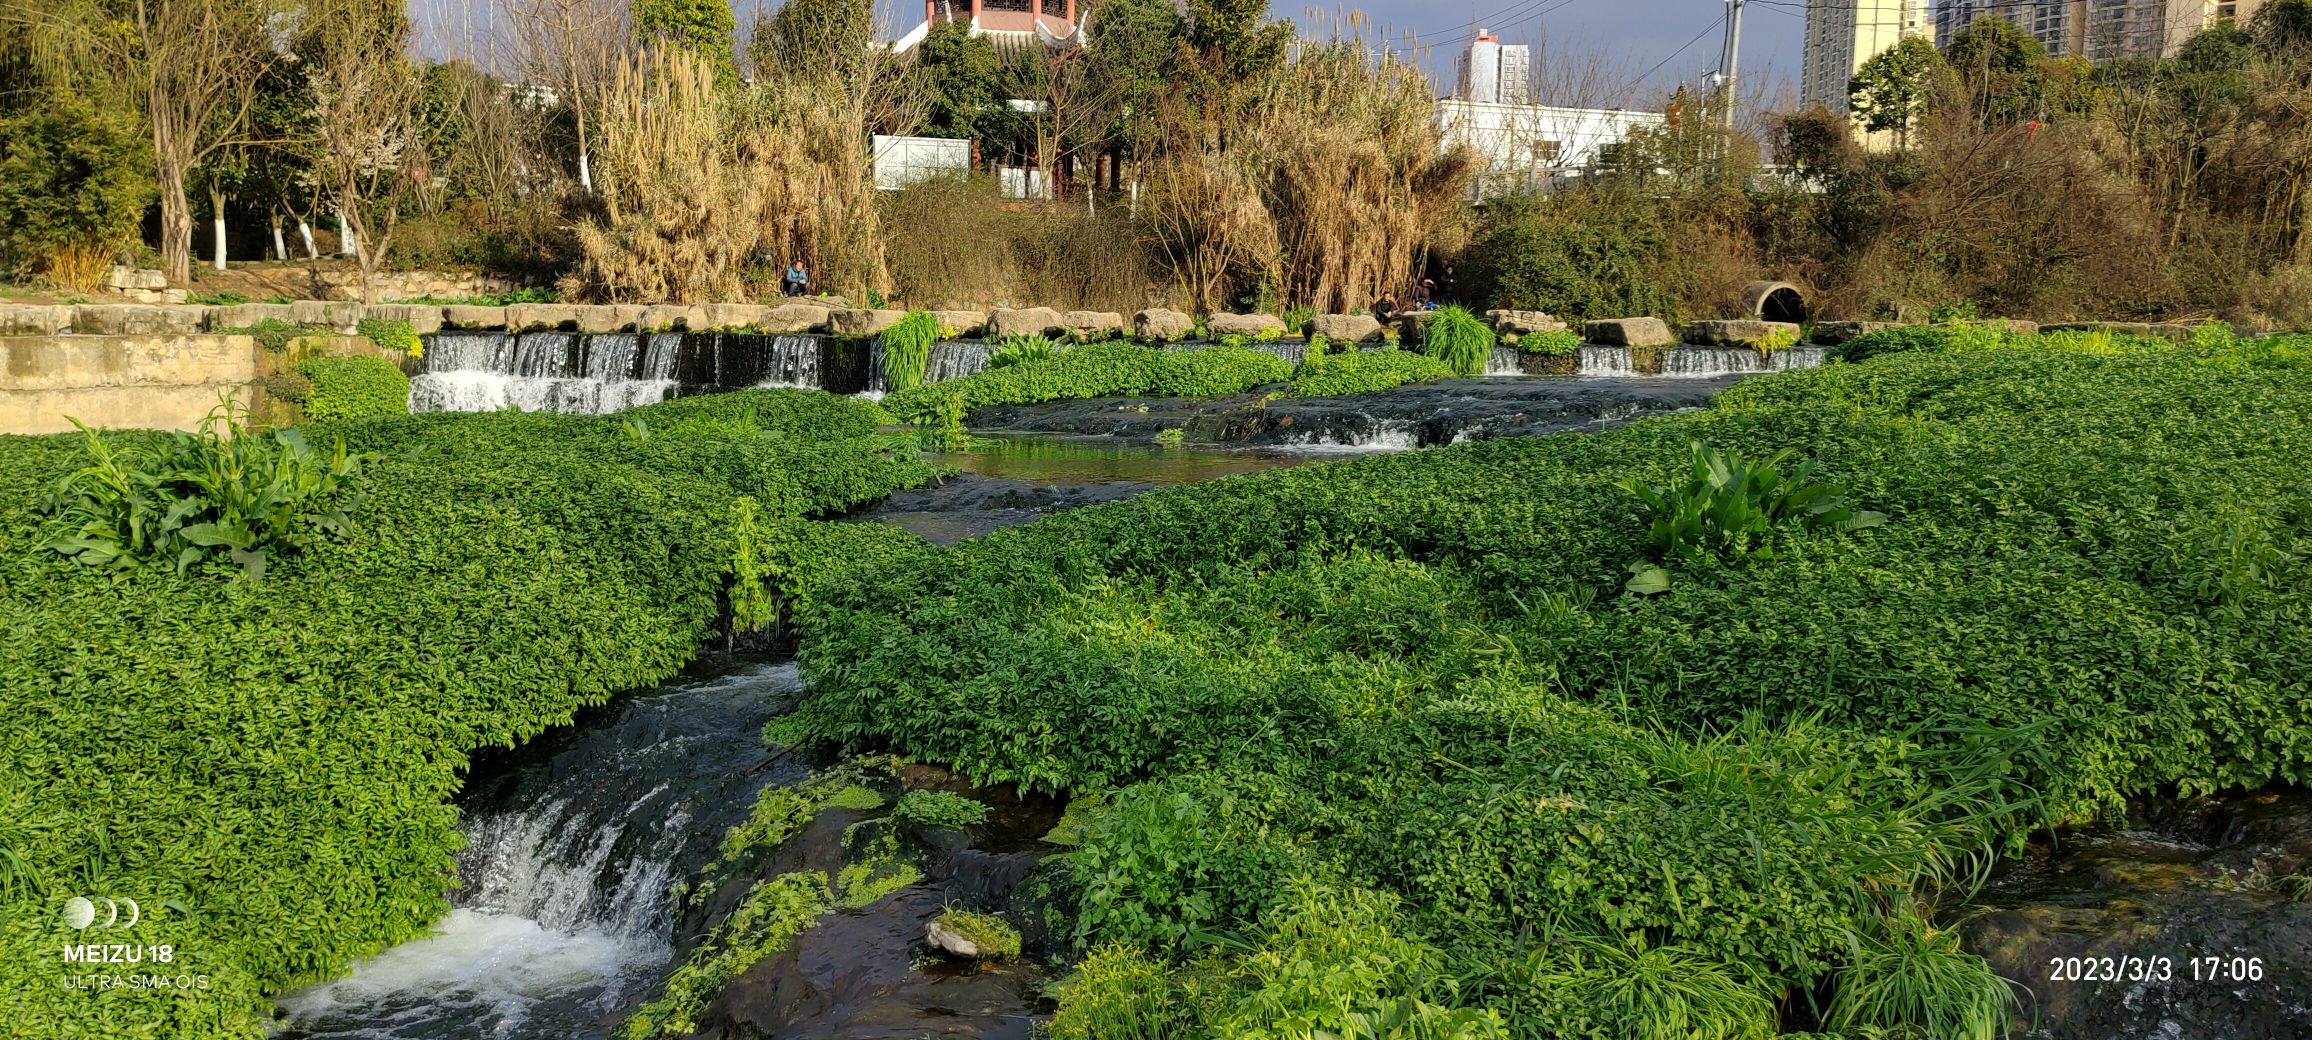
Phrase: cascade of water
[
  {"left": 756, "top": 335, "right": 825, "bottom": 388},
  {"left": 923, "top": 341, "right": 991, "bottom": 384},
  {"left": 275, "top": 662, "right": 805, "bottom": 1040},
  {"left": 411, "top": 331, "right": 677, "bottom": 415},
  {"left": 1486, "top": 347, "right": 1523, "bottom": 375},
  {"left": 1577, "top": 345, "right": 1637, "bottom": 376}
]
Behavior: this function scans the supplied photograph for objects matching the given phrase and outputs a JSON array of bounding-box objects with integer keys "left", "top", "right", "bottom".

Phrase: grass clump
[
  {"left": 1516, "top": 328, "right": 1581, "bottom": 355},
  {"left": 1287, "top": 348, "right": 1453, "bottom": 397},
  {"left": 889, "top": 789, "right": 988, "bottom": 829},
  {"left": 987, "top": 334, "right": 1063, "bottom": 370},
  {"left": 222, "top": 317, "right": 332, "bottom": 354},
  {"left": 296, "top": 354, "right": 412, "bottom": 422},
  {"left": 356, "top": 316, "right": 424, "bottom": 359},
  {"left": 879, "top": 310, "right": 943, "bottom": 392},
  {"left": 1420, "top": 305, "right": 1496, "bottom": 376},
  {"left": 934, "top": 907, "right": 1022, "bottom": 959}
]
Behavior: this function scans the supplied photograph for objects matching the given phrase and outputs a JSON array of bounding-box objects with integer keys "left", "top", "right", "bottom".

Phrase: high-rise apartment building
[
  {"left": 1801, "top": 0, "right": 1932, "bottom": 113},
  {"left": 1934, "top": 0, "right": 2261, "bottom": 60},
  {"left": 1455, "top": 33, "right": 1533, "bottom": 106}
]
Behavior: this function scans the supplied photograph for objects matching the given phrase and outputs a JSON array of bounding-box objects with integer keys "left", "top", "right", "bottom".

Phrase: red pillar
[
  {"left": 969, "top": 0, "right": 981, "bottom": 22},
  {"left": 1030, "top": 0, "right": 1042, "bottom": 27},
  {"left": 1063, "top": 0, "right": 1075, "bottom": 29},
  {"left": 925, "top": 0, "right": 936, "bottom": 24}
]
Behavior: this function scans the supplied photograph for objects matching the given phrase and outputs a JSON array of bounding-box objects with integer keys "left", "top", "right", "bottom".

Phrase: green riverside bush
[
  {"left": 296, "top": 355, "right": 413, "bottom": 421},
  {"left": 783, "top": 333, "right": 2312, "bottom": 1036},
  {"left": 1420, "top": 305, "right": 1496, "bottom": 376},
  {"left": 1287, "top": 348, "right": 1453, "bottom": 397},
  {"left": 0, "top": 387, "right": 930, "bottom": 1039},
  {"left": 882, "top": 343, "right": 1290, "bottom": 423}
]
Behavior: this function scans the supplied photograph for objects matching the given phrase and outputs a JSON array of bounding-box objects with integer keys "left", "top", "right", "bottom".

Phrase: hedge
[{"left": 0, "top": 388, "right": 929, "bottom": 1039}]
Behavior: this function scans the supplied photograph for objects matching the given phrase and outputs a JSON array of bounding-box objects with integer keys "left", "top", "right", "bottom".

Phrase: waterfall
[
  {"left": 1486, "top": 347, "right": 1522, "bottom": 375},
  {"left": 924, "top": 341, "right": 992, "bottom": 384},
  {"left": 276, "top": 662, "right": 805, "bottom": 1040},
  {"left": 1577, "top": 345, "right": 1637, "bottom": 376},
  {"left": 410, "top": 331, "right": 677, "bottom": 415},
  {"left": 752, "top": 334, "right": 827, "bottom": 389}
]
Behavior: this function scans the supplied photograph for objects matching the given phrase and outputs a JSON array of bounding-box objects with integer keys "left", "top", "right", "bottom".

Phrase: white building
[
  {"left": 1434, "top": 33, "right": 1663, "bottom": 198},
  {"left": 1453, "top": 32, "right": 1532, "bottom": 105},
  {"left": 1934, "top": 0, "right": 2259, "bottom": 59},
  {"left": 1802, "top": 0, "right": 1931, "bottom": 112}
]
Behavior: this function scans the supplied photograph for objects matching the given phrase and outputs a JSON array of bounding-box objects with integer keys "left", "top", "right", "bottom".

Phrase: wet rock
[
  {"left": 1967, "top": 789, "right": 2312, "bottom": 1040},
  {"left": 1310, "top": 313, "right": 1385, "bottom": 343},
  {"left": 1206, "top": 312, "right": 1285, "bottom": 338},
  {"left": 1397, "top": 310, "right": 1433, "bottom": 344},
  {"left": 1487, "top": 309, "right": 1565, "bottom": 335},
  {"left": 990, "top": 307, "right": 1066, "bottom": 339},
  {"left": 1134, "top": 307, "right": 1194, "bottom": 341},
  {"left": 1583, "top": 317, "right": 1675, "bottom": 348}
]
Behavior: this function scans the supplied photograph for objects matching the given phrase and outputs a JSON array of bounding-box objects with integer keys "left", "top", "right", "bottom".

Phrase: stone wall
[{"left": 2, "top": 335, "right": 261, "bottom": 435}]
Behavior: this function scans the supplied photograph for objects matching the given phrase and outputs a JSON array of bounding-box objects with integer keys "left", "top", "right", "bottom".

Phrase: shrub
[
  {"left": 1287, "top": 349, "right": 1453, "bottom": 397},
  {"left": 1459, "top": 187, "right": 1678, "bottom": 322},
  {"left": 36, "top": 402, "right": 365, "bottom": 579},
  {"left": 889, "top": 789, "right": 988, "bottom": 829},
  {"left": 1421, "top": 305, "right": 1496, "bottom": 376},
  {"left": 297, "top": 355, "right": 413, "bottom": 421},
  {"left": 0, "top": 93, "right": 152, "bottom": 280},
  {"left": 1517, "top": 328, "right": 1581, "bottom": 356},
  {"left": 880, "top": 310, "right": 944, "bottom": 392},
  {"left": 356, "top": 316, "right": 425, "bottom": 359}
]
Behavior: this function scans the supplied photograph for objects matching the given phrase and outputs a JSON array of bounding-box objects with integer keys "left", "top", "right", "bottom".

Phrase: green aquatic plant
[
  {"left": 889, "top": 789, "right": 988, "bottom": 829},
  {"left": 1420, "top": 305, "right": 1496, "bottom": 376},
  {"left": 1825, "top": 904, "right": 2011, "bottom": 1040},
  {"left": 934, "top": 907, "right": 1023, "bottom": 958},
  {"left": 297, "top": 354, "right": 411, "bottom": 421},
  {"left": 1620, "top": 441, "right": 1885, "bottom": 593},
  {"left": 356, "top": 316, "right": 424, "bottom": 358},
  {"left": 1517, "top": 328, "right": 1581, "bottom": 356},
  {"left": 987, "top": 334, "right": 1063, "bottom": 370},
  {"left": 1288, "top": 348, "right": 1452, "bottom": 397},
  {"left": 37, "top": 400, "right": 365, "bottom": 578},
  {"left": 879, "top": 310, "right": 944, "bottom": 392}
]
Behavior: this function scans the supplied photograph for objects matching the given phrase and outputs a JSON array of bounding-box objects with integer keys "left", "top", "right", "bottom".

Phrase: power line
[{"left": 1612, "top": 13, "right": 1728, "bottom": 97}]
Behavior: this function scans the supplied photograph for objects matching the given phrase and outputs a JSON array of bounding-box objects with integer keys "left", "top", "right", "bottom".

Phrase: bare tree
[
  {"left": 502, "top": 0, "right": 626, "bottom": 191},
  {"left": 303, "top": 0, "right": 428, "bottom": 302}
]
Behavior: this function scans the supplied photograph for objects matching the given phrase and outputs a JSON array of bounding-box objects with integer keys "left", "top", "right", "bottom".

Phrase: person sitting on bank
[
  {"left": 783, "top": 261, "right": 810, "bottom": 297},
  {"left": 1413, "top": 279, "right": 1436, "bottom": 310},
  {"left": 1373, "top": 292, "right": 1400, "bottom": 323}
]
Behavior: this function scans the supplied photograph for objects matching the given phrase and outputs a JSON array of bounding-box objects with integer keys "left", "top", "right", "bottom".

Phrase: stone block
[
  {"left": 1583, "top": 317, "right": 1675, "bottom": 348},
  {"left": 1134, "top": 308, "right": 1195, "bottom": 342},
  {"left": 930, "top": 310, "right": 987, "bottom": 337},
  {"left": 504, "top": 303, "right": 582, "bottom": 329},
  {"left": 1807, "top": 320, "right": 1899, "bottom": 345},
  {"left": 1206, "top": 312, "right": 1286, "bottom": 338},
  {"left": 1397, "top": 311, "right": 1434, "bottom": 344},
  {"left": 636, "top": 305, "right": 703, "bottom": 331},
  {"left": 441, "top": 305, "right": 507, "bottom": 329},
  {"left": 206, "top": 303, "right": 297, "bottom": 331},
  {"left": 1063, "top": 310, "right": 1125, "bottom": 336},
  {"left": 702, "top": 303, "right": 769, "bottom": 330},
  {"left": 828, "top": 308, "right": 907, "bottom": 337},
  {"left": 1310, "top": 313, "right": 1384, "bottom": 344},
  {"left": 290, "top": 300, "right": 365, "bottom": 331},
  {"left": 1681, "top": 319, "right": 1801, "bottom": 348},
  {"left": 105, "top": 266, "right": 168, "bottom": 291},
  {"left": 1487, "top": 309, "right": 1567, "bottom": 335},
  {"left": 753, "top": 303, "right": 831, "bottom": 334},
  {"left": 569, "top": 305, "right": 625, "bottom": 333},
  {"left": 989, "top": 307, "right": 1066, "bottom": 339},
  {"left": 0, "top": 305, "right": 74, "bottom": 335},
  {"left": 360, "top": 303, "right": 444, "bottom": 335},
  {"left": 71, "top": 305, "right": 209, "bottom": 336}
]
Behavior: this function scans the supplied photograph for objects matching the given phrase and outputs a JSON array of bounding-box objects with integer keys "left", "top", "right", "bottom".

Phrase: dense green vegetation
[
  {"left": 785, "top": 330, "right": 2312, "bottom": 1036},
  {"left": 296, "top": 354, "right": 412, "bottom": 421},
  {"left": 882, "top": 342, "right": 1291, "bottom": 423},
  {"left": 1417, "top": 305, "right": 1496, "bottom": 377},
  {"left": 0, "top": 389, "right": 927, "bottom": 1039},
  {"left": 878, "top": 309, "right": 943, "bottom": 392},
  {"left": 1286, "top": 347, "right": 1453, "bottom": 397}
]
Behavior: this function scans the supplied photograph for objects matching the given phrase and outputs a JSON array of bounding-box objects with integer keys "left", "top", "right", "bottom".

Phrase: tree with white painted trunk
[
  {"left": 505, "top": 0, "right": 626, "bottom": 193},
  {"left": 299, "top": 0, "right": 428, "bottom": 303}
]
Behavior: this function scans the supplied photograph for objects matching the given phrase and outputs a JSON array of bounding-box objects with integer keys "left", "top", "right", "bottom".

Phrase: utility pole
[{"left": 1714, "top": 0, "right": 1745, "bottom": 127}]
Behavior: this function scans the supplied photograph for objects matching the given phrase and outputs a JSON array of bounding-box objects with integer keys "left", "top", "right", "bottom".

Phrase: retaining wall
[{"left": 1, "top": 335, "right": 259, "bottom": 434}]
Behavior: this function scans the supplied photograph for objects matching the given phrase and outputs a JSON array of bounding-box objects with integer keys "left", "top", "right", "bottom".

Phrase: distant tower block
[{"left": 1454, "top": 32, "right": 1530, "bottom": 105}]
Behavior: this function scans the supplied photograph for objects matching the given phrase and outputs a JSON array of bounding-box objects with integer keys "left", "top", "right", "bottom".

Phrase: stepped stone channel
[{"left": 408, "top": 331, "right": 1826, "bottom": 415}]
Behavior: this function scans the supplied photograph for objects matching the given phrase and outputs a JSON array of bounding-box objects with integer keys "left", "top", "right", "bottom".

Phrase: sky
[{"left": 413, "top": 0, "right": 1805, "bottom": 111}]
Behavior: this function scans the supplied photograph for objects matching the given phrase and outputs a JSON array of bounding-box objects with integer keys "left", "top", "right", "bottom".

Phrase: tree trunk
[
  {"left": 158, "top": 160, "right": 194, "bottom": 284},
  {"left": 299, "top": 220, "right": 318, "bottom": 259},
  {"left": 272, "top": 218, "right": 287, "bottom": 261}
]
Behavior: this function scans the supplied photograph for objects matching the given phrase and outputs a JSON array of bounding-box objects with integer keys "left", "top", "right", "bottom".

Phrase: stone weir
[{"left": 411, "top": 330, "right": 875, "bottom": 414}]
